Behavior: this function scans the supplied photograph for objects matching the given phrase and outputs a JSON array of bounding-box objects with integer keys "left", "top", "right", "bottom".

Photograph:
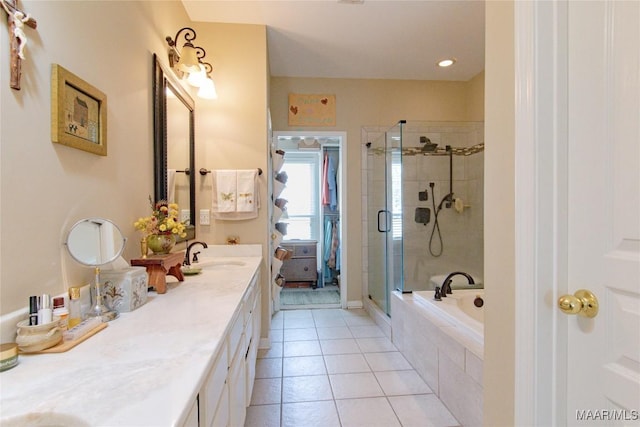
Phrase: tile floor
[{"left": 245, "top": 308, "right": 460, "bottom": 427}]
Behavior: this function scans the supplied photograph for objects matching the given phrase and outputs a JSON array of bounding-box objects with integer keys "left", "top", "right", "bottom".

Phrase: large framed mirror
[{"left": 153, "top": 53, "right": 196, "bottom": 241}]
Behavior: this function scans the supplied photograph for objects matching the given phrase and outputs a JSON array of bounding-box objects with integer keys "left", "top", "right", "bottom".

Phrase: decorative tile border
[{"left": 368, "top": 143, "right": 485, "bottom": 157}]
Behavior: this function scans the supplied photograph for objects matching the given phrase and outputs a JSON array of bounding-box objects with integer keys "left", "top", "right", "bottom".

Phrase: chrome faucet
[
  {"left": 440, "top": 271, "right": 475, "bottom": 296},
  {"left": 184, "top": 241, "right": 208, "bottom": 266}
]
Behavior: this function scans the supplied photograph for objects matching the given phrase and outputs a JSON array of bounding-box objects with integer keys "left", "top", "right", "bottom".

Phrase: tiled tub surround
[
  {"left": 391, "top": 290, "right": 483, "bottom": 427},
  {"left": 0, "top": 246, "right": 262, "bottom": 426}
]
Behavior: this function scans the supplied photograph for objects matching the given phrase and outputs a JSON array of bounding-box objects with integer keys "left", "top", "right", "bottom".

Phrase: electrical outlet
[
  {"left": 199, "top": 209, "right": 210, "bottom": 225},
  {"left": 181, "top": 209, "right": 190, "bottom": 223}
]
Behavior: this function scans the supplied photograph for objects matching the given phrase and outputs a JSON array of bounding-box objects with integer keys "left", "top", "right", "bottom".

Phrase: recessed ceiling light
[{"left": 438, "top": 58, "right": 456, "bottom": 68}]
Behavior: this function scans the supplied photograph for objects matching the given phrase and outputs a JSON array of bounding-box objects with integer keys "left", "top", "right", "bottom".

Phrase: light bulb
[
  {"left": 198, "top": 77, "right": 218, "bottom": 99},
  {"left": 186, "top": 64, "right": 207, "bottom": 87}
]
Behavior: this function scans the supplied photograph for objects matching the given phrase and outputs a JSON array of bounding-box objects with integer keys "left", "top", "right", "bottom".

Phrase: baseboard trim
[
  {"left": 259, "top": 337, "right": 271, "bottom": 350},
  {"left": 364, "top": 299, "right": 392, "bottom": 339},
  {"left": 347, "top": 300, "right": 364, "bottom": 309},
  {"left": 280, "top": 303, "right": 341, "bottom": 310}
]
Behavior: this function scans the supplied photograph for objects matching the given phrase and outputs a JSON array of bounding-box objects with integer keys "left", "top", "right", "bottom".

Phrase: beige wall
[
  {"left": 0, "top": 1, "right": 187, "bottom": 314},
  {"left": 192, "top": 22, "right": 268, "bottom": 247},
  {"left": 269, "top": 76, "right": 484, "bottom": 303},
  {"left": 484, "top": 1, "right": 515, "bottom": 425},
  {"left": 0, "top": 3, "right": 269, "bottom": 319},
  {"left": 190, "top": 21, "right": 271, "bottom": 334},
  {"left": 467, "top": 70, "right": 486, "bottom": 122}
]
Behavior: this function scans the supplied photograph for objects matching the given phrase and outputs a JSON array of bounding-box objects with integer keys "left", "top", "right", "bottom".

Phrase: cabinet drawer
[
  {"left": 243, "top": 283, "right": 258, "bottom": 325},
  {"left": 202, "top": 345, "right": 228, "bottom": 427},
  {"left": 281, "top": 241, "right": 317, "bottom": 258},
  {"left": 229, "top": 351, "right": 247, "bottom": 427},
  {"left": 281, "top": 258, "right": 317, "bottom": 281},
  {"left": 293, "top": 244, "right": 316, "bottom": 257},
  {"left": 211, "top": 386, "right": 229, "bottom": 427},
  {"left": 228, "top": 311, "right": 244, "bottom": 361}
]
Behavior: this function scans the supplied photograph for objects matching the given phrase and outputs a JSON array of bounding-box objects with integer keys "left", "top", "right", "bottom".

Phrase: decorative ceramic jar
[
  {"left": 147, "top": 233, "right": 176, "bottom": 254},
  {"left": 101, "top": 266, "right": 149, "bottom": 313}
]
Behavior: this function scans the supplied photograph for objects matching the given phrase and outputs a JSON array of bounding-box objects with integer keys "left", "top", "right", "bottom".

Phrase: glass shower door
[{"left": 366, "top": 122, "right": 403, "bottom": 315}]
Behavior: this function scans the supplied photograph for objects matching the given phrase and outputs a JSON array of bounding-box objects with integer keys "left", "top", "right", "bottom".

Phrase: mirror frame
[{"left": 152, "top": 53, "right": 196, "bottom": 241}]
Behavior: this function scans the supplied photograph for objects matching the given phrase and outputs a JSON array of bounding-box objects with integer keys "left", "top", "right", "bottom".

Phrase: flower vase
[{"left": 146, "top": 233, "right": 176, "bottom": 255}]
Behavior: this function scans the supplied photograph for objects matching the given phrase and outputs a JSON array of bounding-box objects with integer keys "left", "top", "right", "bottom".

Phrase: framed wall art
[
  {"left": 51, "top": 64, "right": 107, "bottom": 156},
  {"left": 288, "top": 93, "right": 336, "bottom": 127}
]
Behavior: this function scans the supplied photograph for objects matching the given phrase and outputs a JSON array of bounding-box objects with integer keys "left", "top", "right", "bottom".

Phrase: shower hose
[{"left": 428, "top": 185, "right": 450, "bottom": 257}]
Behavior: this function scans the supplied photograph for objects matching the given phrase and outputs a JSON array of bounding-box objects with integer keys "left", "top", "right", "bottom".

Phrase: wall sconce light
[
  {"left": 195, "top": 62, "right": 218, "bottom": 100},
  {"left": 166, "top": 27, "right": 217, "bottom": 99}
]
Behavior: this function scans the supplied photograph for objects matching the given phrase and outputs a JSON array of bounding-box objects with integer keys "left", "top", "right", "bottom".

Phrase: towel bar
[{"left": 199, "top": 168, "right": 262, "bottom": 176}]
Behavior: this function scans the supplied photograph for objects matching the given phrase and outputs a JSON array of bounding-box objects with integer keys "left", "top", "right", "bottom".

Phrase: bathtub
[
  {"left": 413, "top": 289, "right": 484, "bottom": 342},
  {"left": 390, "top": 289, "right": 484, "bottom": 426}
]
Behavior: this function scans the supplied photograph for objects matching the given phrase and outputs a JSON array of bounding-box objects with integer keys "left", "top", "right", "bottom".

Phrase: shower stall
[{"left": 364, "top": 120, "right": 484, "bottom": 316}]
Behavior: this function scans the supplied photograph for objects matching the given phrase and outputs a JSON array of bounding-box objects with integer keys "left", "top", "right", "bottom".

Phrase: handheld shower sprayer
[{"left": 428, "top": 147, "right": 454, "bottom": 257}]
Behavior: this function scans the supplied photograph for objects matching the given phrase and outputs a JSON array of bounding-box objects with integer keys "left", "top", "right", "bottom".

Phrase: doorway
[{"left": 272, "top": 132, "right": 347, "bottom": 310}]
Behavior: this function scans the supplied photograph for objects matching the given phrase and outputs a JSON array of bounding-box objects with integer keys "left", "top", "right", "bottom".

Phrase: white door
[
  {"left": 565, "top": 0, "right": 640, "bottom": 423},
  {"left": 514, "top": 1, "right": 639, "bottom": 424}
]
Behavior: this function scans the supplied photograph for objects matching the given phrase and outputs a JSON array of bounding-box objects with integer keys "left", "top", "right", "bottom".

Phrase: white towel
[
  {"left": 212, "top": 170, "right": 237, "bottom": 212},
  {"left": 167, "top": 169, "right": 177, "bottom": 204},
  {"left": 236, "top": 169, "right": 258, "bottom": 212},
  {"left": 211, "top": 169, "right": 261, "bottom": 221}
]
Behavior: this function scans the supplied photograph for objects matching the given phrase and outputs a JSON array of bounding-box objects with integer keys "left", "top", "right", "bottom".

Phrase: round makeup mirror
[
  {"left": 66, "top": 218, "right": 126, "bottom": 266},
  {"left": 65, "top": 218, "right": 127, "bottom": 321}
]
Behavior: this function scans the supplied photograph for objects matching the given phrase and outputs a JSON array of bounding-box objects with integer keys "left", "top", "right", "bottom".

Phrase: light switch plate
[
  {"left": 199, "top": 209, "right": 210, "bottom": 225},
  {"left": 181, "top": 209, "right": 190, "bottom": 223}
]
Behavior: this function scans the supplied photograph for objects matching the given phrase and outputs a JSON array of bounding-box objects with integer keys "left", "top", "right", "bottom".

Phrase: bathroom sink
[
  {"left": 1, "top": 412, "right": 90, "bottom": 427},
  {"left": 195, "top": 258, "right": 247, "bottom": 269}
]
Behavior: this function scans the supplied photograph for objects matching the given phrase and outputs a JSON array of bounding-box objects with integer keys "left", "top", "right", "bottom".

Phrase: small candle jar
[{"left": 0, "top": 343, "right": 18, "bottom": 372}]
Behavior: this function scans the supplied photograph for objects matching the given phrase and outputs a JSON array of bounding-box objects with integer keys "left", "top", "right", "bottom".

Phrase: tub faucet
[
  {"left": 440, "top": 272, "right": 475, "bottom": 296},
  {"left": 184, "top": 241, "right": 208, "bottom": 266}
]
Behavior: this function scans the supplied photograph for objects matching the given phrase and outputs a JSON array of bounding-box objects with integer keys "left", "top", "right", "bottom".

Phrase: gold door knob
[{"left": 558, "top": 289, "right": 599, "bottom": 318}]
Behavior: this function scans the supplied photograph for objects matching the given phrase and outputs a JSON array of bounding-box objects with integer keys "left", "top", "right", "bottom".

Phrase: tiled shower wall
[{"left": 400, "top": 124, "right": 484, "bottom": 291}]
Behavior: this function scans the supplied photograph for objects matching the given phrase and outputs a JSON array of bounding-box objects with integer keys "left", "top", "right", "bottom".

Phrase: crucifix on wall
[{"left": 1, "top": 0, "right": 37, "bottom": 90}]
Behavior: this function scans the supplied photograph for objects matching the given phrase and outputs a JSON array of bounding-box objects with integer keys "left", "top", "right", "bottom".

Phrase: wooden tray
[{"left": 31, "top": 322, "right": 108, "bottom": 354}]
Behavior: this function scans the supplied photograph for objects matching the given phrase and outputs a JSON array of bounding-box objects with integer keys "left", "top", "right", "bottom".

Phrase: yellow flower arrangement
[{"left": 134, "top": 197, "right": 187, "bottom": 238}]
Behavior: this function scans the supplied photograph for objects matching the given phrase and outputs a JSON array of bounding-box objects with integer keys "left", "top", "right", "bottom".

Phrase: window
[
  {"left": 391, "top": 152, "right": 403, "bottom": 239},
  {"left": 280, "top": 152, "right": 320, "bottom": 240}
]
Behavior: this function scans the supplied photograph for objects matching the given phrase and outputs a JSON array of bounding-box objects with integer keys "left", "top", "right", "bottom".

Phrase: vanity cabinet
[
  {"left": 192, "top": 271, "right": 261, "bottom": 427},
  {"left": 0, "top": 249, "right": 263, "bottom": 426}
]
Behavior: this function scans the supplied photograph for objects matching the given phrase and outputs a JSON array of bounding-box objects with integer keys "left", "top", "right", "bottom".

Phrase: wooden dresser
[{"left": 280, "top": 240, "right": 318, "bottom": 288}]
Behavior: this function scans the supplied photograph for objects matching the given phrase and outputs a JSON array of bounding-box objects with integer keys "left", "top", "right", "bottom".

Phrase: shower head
[{"left": 419, "top": 136, "right": 438, "bottom": 152}]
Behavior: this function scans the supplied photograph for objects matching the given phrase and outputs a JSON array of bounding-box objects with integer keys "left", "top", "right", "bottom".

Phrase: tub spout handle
[{"left": 434, "top": 286, "right": 442, "bottom": 301}]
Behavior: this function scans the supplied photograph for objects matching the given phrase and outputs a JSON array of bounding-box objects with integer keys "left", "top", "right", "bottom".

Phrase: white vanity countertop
[{"left": 0, "top": 245, "right": 263, "bottom": 427}]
